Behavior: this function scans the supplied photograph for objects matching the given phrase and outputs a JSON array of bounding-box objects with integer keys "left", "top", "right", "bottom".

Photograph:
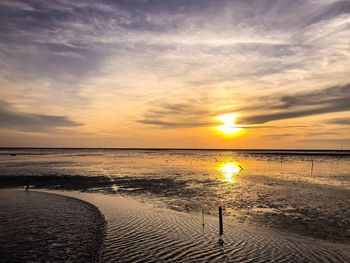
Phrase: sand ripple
[{"left": 61, "top": 192, "right": 350, "bottom": 263}]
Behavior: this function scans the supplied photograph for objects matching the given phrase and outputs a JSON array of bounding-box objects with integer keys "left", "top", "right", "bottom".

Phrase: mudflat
[{"left": 0, "top": 189, "right": 106, "bottom": 262}]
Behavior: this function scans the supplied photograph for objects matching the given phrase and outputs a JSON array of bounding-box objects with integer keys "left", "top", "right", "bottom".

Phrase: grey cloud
[
  {"left": 325, "top": 118, "right": 350, "bottom": 125},
  {"left": 233, "top": 125, "right": 309, "bottom": 129},
  {"left": 260, "top": 130, "right": 338, "bottom": 139},
  {"left": 279, "top": 84, "right": 350, "bottom": 109},
  {"left": 262, "top": 133, "right": 295, "bottom": 139},
  {"left": 138, "top": 99, "right": 216, "bottom": 128},
  {"left": 138, "top": 119, "right": 215, "bottom": 128},
  {"left": 139, "top": 84, "right": 350, "bottom": 128},
  {"left": 239, "top": 84, "right": 350, "bottom": 124},
  {"left": 2, "top": 0, "right": 349, "bottom": 46},
  {"left": 0, "top": 0, "right": 35, "bottom": 11},
  {"left": 0, "top": 0, "right": 349, "bottom": 84},
  {"left": 305, "top": 1, "right": 350, "bottom": 26},
  {"left": 305, "top": 131, "right": 340, "bottom": 136},
  {"left": 146, "top": 102, "right": 212, "bottom": 118},
  {"left": 0, "top": 102, "right": 80, "bottom": 132},
  {"left": 298, "top": 138, "right": 350, "bottom": 145},
  {"left": 0, "top": 0, "right": 117, "bottom": 83}
]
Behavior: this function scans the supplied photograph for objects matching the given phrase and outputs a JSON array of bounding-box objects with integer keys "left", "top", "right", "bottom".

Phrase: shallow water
[{"left": 0, "top": 148, "right": 349, "bottom": 242}]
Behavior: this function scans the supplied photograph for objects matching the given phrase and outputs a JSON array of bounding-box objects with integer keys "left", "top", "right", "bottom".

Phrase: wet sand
[
  {"left": 0, "top": 149, "right": 349, "bottom": 261},
  {"left": 1, "top": 149, "right": 349, "bottom": 244},
  {"left": 0, "top": 189, "right": 106, "bottom": 262},
  {"left": 55, "top": 190, "right": 350, "bottom": 263},
  {"left": 1, "top": 188, "right": 349, "bottom": 262},
  {"left": 1, "top": 173, "right": 349, "bottom": 243}
]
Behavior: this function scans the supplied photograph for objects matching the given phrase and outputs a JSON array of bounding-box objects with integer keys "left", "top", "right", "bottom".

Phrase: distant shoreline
[
  {"left": 0, "top": 147, "right": 349, "bottom": 156},
  {"left": 0, "top": 147, "right": 349, "bottom": 152}
]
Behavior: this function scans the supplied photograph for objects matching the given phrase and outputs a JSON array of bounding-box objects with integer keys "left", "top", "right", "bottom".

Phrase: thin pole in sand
[
  {"left": 218, "top": 206, "right": 224, "bottom": 246},
  {"left": 310, "top": 156, "right": 314, "bottom": 176},
  {"left": 202, "top": 210, "right": 205, "bottom": 228}
]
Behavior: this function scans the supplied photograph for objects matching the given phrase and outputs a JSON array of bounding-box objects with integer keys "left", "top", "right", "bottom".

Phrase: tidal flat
[{"left": 0, "top": 148, "right": 349, "bottom": 261}]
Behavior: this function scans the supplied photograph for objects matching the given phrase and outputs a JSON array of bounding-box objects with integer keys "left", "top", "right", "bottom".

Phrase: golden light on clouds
[
  {"left": 216, "top": 114, "right": 242, "bottom": 136},
  {"left": 0, "top": 0, "right": 349, "bottom": 149}
]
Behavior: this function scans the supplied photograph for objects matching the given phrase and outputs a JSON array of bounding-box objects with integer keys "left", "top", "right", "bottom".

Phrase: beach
[
  {"left": 62, "top": 190, "right": 350, "bottom": 262},
  {"left": 1, "top": 188, "right": 349, "bottom": 262},
  {"left": 0, "top": 149, "right": 349, "bottom": 261}
]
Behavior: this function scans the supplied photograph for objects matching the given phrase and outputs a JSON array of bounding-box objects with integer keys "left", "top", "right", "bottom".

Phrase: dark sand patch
[
  {"left": 0, "top": 189, "right": 106, "bottom": 262},
  {"left": 0, "top": 175, "right": 112, "bottom": 190}
]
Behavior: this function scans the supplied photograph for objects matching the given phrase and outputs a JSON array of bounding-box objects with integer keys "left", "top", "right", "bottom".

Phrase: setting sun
[{"left": 216, "top": 114, "right": 242, "bottom": 135}]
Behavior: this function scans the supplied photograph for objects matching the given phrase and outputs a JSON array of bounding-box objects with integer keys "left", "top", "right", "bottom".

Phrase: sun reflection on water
[{"left": 220, "top": 162, "right": 243, "bottom": 183}]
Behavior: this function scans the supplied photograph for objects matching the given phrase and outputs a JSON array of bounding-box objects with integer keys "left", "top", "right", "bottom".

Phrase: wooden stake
[
  {"left": 218, "top": 206, "right": 224, "bottom": 246},
  {"left": 219, "top": 206, "right": 223, "bottom": 236},
  {"left": 202, "top": 210, "right": 205, "bottom": 228}
]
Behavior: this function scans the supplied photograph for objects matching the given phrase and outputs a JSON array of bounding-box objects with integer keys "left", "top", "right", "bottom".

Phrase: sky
[{"left": 0, "top": 0, "right": 349, "bottom": 149}]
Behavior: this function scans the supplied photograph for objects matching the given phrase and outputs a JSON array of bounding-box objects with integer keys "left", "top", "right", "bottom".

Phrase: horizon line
[{"left": 0, "top": 147, "right": 349, "bottom": 152}]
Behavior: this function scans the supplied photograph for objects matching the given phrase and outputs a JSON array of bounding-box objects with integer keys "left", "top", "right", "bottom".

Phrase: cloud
[
  {"left": 0, "top": 0, "right": 349, "bottom": 147},
  {"left": 238, "top": 84, "right": 350, "bottom": 124},
  {"left": 0, "top": 102, "right": 80, "bottom": 132},
  {"left": 305, "top": 131, "right": 340, "bottom": 136},
  {"left": 138, "top": 119, "right": 215, "bottom": 128},
  {"left": 138, "top": 99, "right": 217, "bottom": 128},
  {"left": 139, "top": 83, "right": 350, "bottom": 129},
  {"left": 325, "top": 117, "right": 350, "bottom": 125},
  {"left": 0, "top": 0, "right": 35, "bottom": 11},
  {"left": 299, "top": 138, "right": 350, "bottom": 144},
  {"left": 0, "top": 0, "right": 349, "bottom": 93},
  {"left": 262, "top": 133, "right": 295, "bottom": 139},
  {"left": 305, "top": 0, "right": 350, "bottom": 26}
]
